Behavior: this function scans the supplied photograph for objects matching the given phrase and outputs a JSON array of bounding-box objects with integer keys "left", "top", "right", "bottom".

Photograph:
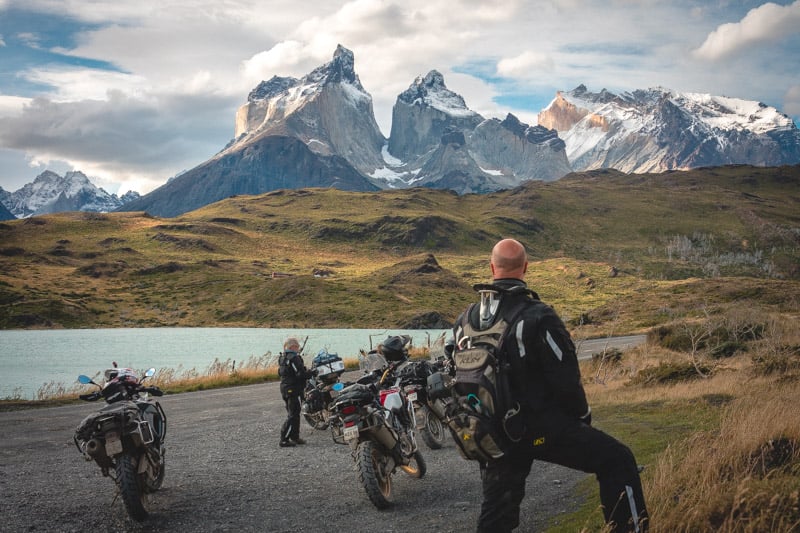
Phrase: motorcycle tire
[
  {"left": 115, "top": 453, "right": 149, "bottom": 522},
  {"left": 355, "top": 440, "right": 392, "bottom": 509},
  {"left": 144, "top": 449, "right": 166, "bottom": 492},
  {"left": 417, "top": 404, "right": 445, "bottom": 450},
  {"left": 400, "top": 450, "right": 427, "bottom": 479}
]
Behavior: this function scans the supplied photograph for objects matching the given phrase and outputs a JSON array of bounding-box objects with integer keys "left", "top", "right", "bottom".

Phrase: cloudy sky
[{"left": 1, "top": 0, "right": 799, "bottom": 195}]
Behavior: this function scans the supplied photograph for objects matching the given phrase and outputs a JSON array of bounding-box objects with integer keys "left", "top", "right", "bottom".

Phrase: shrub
[{"left": 630, "top": 361, "right": 713, "bottom": 385}]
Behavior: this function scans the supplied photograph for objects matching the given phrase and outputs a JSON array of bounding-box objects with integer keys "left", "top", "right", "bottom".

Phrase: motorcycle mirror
[
  {"left": 332, "top": 382, "right": 344, "bottom": 392},
  {"left": 144, "top": 367, "right": 156, "bottom": 378},
  {"left": 77, "top": 375, "right": 95, "bottom": 385}
]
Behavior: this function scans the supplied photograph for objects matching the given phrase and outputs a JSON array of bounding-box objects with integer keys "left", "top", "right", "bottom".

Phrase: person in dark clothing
[
  {"left": 454, "top": 238, "right": 648, "bottom": 533},
  {"left": 278, "top": 336, "right": 313, "bottom": 448}
]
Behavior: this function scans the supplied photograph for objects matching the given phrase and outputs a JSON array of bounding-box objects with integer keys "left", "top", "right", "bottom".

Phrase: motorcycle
[
  {"left": 301, "top": 349, "right": 347, "bottom": 430},
  {"left": 329, "top": 353, "right": 426, "bottom": 509},
  {"left": 74, "top": 364, "right": 167, "bottom": 522},
  {"left": 394, "top": 358, "right": 447, "bottom": 450}
]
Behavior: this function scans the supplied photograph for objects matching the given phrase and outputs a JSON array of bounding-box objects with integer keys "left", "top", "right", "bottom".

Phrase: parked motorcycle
[
  {"left": 301, "top": 349, "right": 347, "bottom": 430},
  {"left": 394, "top": 359, "right": 447, "bottom": 450},
  {"left": 74, "top": 364, "right": 166, "bottom": 522},
  {"left": 329, "top": 354, "right": 426, "bottom": 509}
]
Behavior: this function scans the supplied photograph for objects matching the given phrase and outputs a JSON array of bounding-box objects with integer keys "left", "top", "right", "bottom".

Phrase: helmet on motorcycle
[{"left": 380, "top": 335, "right": 407, "bottom": 362}]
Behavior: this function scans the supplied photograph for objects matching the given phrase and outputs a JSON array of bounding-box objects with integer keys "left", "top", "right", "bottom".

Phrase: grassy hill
[{"left": 0, "top": 164, "right": 798, "bottom": 331}]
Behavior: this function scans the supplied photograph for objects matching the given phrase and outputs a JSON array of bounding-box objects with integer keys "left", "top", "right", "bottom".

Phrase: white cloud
[
  {"left": 0, "top": 95, "right": 27, "bottom": 116},
  {"left": 785, "top": 85, "right": 800, "bottom": 117},
  {"left": 693, "top": 1, "right": 800, "bottom": 60},
  {"left": 497, "top": 51, "right": 554, "bottom": 79},
  {"left": 1, "top": 0, "right": 798, "bottom": 193}
]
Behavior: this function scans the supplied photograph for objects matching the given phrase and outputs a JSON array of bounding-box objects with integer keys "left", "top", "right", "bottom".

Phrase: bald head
[{"left": 490, "top": 239, "right": 528, "bottom": 280}]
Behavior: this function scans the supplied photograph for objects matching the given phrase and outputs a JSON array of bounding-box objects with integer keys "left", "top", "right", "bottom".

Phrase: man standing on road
[
  {"left": 278, "top": 336, "right": 312, "bottom": 448},
  {"left": 455, "top": 238, "right": 648, "bottom": 532}
]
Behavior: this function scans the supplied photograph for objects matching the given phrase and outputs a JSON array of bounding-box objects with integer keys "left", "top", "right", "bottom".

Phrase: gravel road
[{"left": 0, "top": 371, "right": 592, "bottom": 533}]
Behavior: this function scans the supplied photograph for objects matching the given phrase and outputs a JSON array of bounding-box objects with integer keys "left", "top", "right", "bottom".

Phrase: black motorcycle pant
[
  {"left": 477, "top": 420, "right": 648, "bottom": 533},
  {"left": 280, "top": 392, "right": 302, "bottom": 442}
]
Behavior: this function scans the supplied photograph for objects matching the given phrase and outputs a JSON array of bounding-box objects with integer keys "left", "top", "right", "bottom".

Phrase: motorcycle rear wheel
[
  {"left": 417, "top": 404, "right": 445, "bottom": 450},
  {"left": 355, "top": 440, "right": 392, "bottom": 509},
  {"left": 144, "top": 449, "right": 166, "bottom": 492},
  {"left": 115, "top": 453, "right": 149, "bottom": 522}
]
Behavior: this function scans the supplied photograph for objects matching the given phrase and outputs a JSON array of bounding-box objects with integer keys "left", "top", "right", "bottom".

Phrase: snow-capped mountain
[
  {"left": 1, "top": 171, "right": 140, "bottom": 218},
  {"left": 388, "top": 70, "right": 483, "bottom": 161},
  {"left": 538, "top": 85, "right": 800, "bottom": 172},
  {"left": 374, "top": 69, "right": 571, "bottom": 193},
  {"left": 121, "top": 47, "right": 800, "bottom": 218},
  {"left": 122, "top": 45, "right": 381, "bottom": 218},
  {"left": 233, "top": 44, "right": 386, "bottom": 175}
]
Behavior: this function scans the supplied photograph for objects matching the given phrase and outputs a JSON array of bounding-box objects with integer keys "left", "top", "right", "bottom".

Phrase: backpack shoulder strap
[{"left": 495, "top": 299, "right": 533, "bottom": 354}]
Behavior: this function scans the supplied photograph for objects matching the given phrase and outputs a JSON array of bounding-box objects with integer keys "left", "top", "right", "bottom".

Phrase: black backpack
[
  {"left": 278, "top": 352, "right": 294, "bottom": 379},
  {"left": 447, "top": 301, "right": 529, "bottom": 463}
]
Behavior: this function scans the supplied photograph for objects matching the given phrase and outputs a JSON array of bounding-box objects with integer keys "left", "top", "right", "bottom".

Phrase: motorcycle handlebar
[{"left": 141, "top": 386, "right": 164, "bottom": 397}]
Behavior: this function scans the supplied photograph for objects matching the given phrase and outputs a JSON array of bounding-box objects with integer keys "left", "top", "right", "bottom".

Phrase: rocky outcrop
[
  {"left": 376, "top": 72, "right": 573, "bottom": 193},
  {"left": 232, "top": 45, "right": 385, "bottom": 175},
  {"left": 469, "top": 114, "right": 572, "bottom": 182},
  {"left": 388, "top": 70, "right": 483, "bottom": 161}
]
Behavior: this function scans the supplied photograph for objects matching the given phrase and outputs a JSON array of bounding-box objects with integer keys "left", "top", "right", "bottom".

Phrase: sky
[{"left": 0, "top": 0, "right": 799, "bottom": 196}]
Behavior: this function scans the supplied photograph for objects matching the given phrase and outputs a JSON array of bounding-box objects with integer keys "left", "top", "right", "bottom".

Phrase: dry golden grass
[
  {"left": 645, "top": 381, "right": 800, "bottom": 533},
  {"left": 571, "top": 317, "right": 800, "bottom": 533}
]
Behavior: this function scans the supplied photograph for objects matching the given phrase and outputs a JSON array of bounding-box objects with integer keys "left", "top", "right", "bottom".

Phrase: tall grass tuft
[{"left": 644, "top": 380, "right": 800, "bottom": 532}]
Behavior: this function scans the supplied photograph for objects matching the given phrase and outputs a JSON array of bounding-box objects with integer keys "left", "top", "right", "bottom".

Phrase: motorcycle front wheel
[
  {"left": 417, "top": 404, "right": 445, "bottom": 450},
  {"left": 355, "top": 440, "right": 392, "bottom": 509},
  {"left": 115, "top": 453, "right": 149, "bottom": 521}
]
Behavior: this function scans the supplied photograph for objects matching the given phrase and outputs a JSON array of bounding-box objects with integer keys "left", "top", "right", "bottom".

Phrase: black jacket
[
  {"left": 279, "top": 351, "right": 312, "bottom": 396},
  {"left": 456, "top": 279, "right": 590, "bottom": 426}
]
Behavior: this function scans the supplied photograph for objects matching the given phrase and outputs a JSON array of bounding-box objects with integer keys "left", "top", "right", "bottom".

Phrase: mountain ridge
[{"left": 0, "top": 170, "right": 140, "bottom": 219}]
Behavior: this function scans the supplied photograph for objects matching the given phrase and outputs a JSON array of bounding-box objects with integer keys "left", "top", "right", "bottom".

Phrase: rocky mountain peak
[
  {"left": 306, "top": 44, "right": 362, "bottom": 89},
  {"left": 397, "top": 69, "right": 473, "bottom": 117},
  {"left": 248, "top": 76, "right": 299, "bottom": 102}
]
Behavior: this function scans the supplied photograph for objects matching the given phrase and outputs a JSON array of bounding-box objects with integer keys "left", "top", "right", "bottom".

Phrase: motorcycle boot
[
  {"left": 279, "top": 439, "right": 296, "bottom": 447},
  {"left": 291, "top": 437, "right": 307, "bottom": 445}
]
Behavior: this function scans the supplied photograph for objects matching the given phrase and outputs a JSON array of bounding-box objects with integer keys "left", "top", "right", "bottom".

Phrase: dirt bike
[
  {"left": 74, "top": 364, "right": 166, "bottom": 522},
  {"left": 301, "top": 349, "right": 347, "bottom": 430},
  {"left": 329, "top": 354, "right": 426, "bottom": 509},
  {"left": 394, "top": 359, "right": 447, "bottom": 450}
]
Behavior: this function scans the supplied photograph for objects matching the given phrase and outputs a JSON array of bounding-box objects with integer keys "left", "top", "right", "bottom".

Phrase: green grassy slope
[{"left": 0, "top": 165, "right": 797, "bottom": 330}]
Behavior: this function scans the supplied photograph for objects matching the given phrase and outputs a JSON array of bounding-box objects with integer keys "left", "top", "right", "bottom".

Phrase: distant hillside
[{"left": 0, "top": 165, "right": 798, "bottom": 331}]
